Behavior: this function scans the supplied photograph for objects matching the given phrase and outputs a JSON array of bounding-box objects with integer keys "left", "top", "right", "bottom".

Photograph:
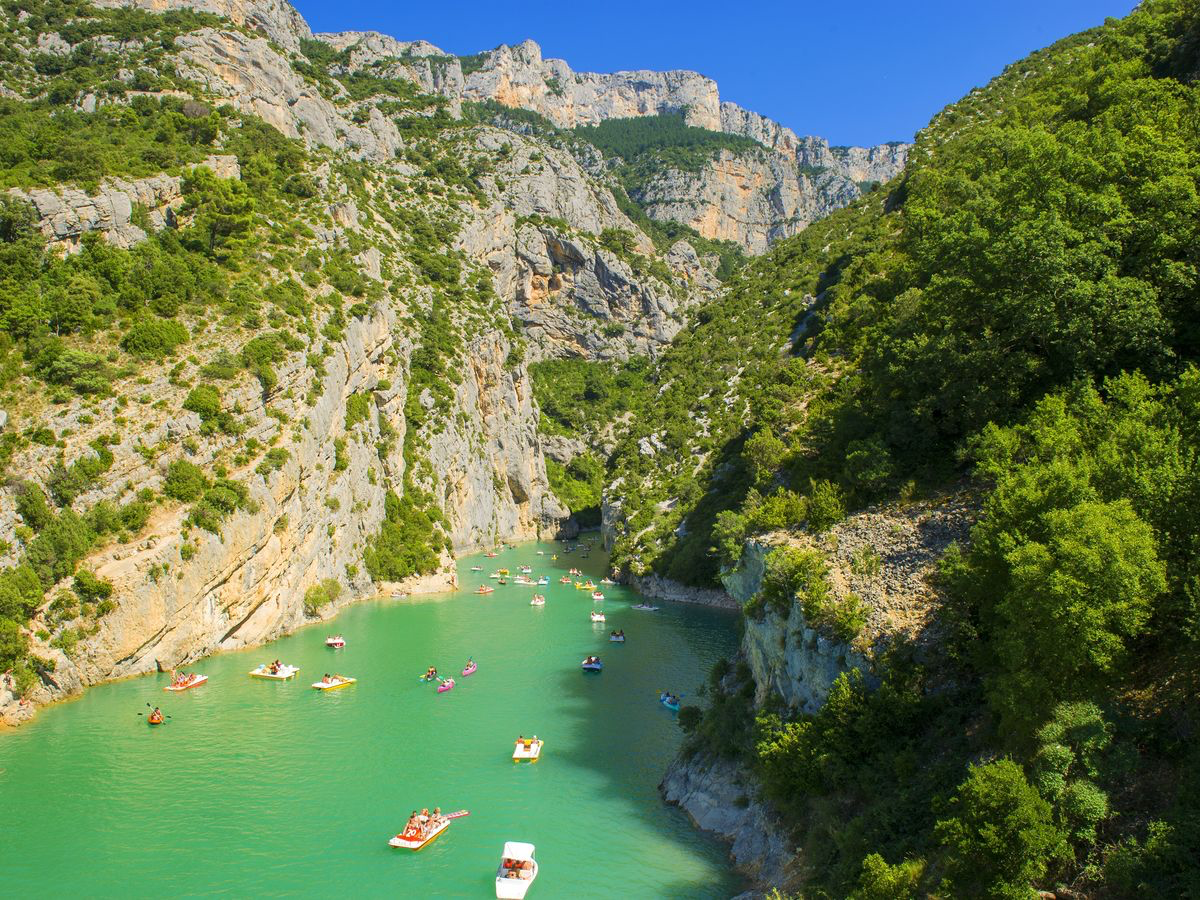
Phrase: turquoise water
[{"left": 0, "top": 541, "right": 742, "bottom": 898}]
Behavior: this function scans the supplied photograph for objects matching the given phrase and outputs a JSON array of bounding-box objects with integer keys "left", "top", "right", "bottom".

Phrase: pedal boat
[
  {"left": 249, "top": 664, "right": 299, "bottom": 680},
  {"left": 496, "top": 842, "right": 538, "bottom": 899}
]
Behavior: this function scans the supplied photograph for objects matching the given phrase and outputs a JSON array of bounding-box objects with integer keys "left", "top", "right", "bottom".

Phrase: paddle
[
  {"left": 139, "top": 703, "right": 172, "bottom": 719},
  {"left": 444, "top": 809, "right": 470, "bottom": 819}
]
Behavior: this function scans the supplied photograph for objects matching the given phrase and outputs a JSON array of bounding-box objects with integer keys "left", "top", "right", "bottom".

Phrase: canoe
[
  {"left": 437, "top": 678, "right": 456, "bottom": 693},
  {"left": 249, "top": 664, "right": 299, "bottom": 680},
  {"left": 164, "top": 674, "right": 208, "bottom": 692},
  {"left": 496, "top": 841, "right": 539, "bottom": 899},
  {"left": 389, "top": 817, "right": 451, "bottom": 850},
  {"left": 312, "top": 677, "right": 356, "bottom": 691},
  {"left": 512, "top": 738, "right": 543, "bottom": 762},
  {"left": 462, "top": 662, "right": 478, "bottom": 676}
]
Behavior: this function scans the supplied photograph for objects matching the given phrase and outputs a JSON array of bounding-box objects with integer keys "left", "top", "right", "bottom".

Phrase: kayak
[
  {"left": 147, "top": 714, "right": 164, "bottom": 725},
  {"left": 249, "top": 664, "right": 299, "bottom": 680},
  {"left": 581, "top": 659, "right": 603, "bottom": 672},
  {"left": 632, "top": 604, "right": 660, "bottom": 612},
  {"left": 164, "top": 674, "right": 208, "bottom": 692},
  {"left": 471, "top": 565, "right": 483, "bottom": 571},
  {"left": 437, "top": 678, "right": 456, "bottom": 693},
  {"left": 462, "top": 661, "right": 477, "bottom": 676},
  {"left": 475, "top": 586, "right": 495, "bottom": 594},
  {"left": 660, "top": 692, "right": 681, "bottom": 711},
  {"left": 312, "top": 677, "right": 356, "bottom": 691}
]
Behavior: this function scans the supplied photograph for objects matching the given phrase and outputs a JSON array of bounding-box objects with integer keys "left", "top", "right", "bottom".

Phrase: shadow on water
[{"left": 0, "top": 537, "right": 745, "bottom": 898}]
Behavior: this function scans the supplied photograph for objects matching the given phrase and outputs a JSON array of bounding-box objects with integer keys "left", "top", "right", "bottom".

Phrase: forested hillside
[{"left": 577, "top": 0, "right": 1200, "bottom": 894}]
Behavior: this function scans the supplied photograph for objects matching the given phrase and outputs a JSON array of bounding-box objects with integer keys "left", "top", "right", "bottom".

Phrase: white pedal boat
[
  {"left": 312, "top": 676, "right": 356, "bottom": 691},
  {"left": 164, "top": 674, "right": 208, "bottom": 692},
  {"left": 325, "top": 636, "right": 345, "bottom": 648},
  {"left": 512, "top": 737, "right": 543, "bottom": 762},
  {"left": 530, "top": 594, "right": 545, "bottom": 606},
  {"left": 249, "top": 664, "right": 299, "bottom": 680},
  {"left": 496, "top": 842, "right": 538, "bottom": 899},
  {"left": 591, "top": 591, "right": 604, "bottom": 601},
  {"left": 389, "top": 816, "right": 451, "bottom": 850},
  {"left": 590, "top": 611, "right": 606, "bottom": 623}
]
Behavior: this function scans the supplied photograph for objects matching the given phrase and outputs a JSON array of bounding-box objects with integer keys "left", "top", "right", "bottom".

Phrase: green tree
[
  {"left": 989, "top": 499, "right": 1164, "bottom": 734},
  {"left": 936, "top": 760, "right": 1065, "bottom": 899},
  {"left": 181, "top": 166, "right": 255, "bottom": 256}
]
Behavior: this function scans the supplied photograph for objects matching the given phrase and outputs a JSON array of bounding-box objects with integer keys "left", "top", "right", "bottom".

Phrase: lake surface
[{"left": 0, "top": 540, "right": 743, "bottom": 898}]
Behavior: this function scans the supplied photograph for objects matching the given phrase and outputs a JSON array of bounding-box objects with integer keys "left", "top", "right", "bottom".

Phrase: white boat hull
[
  {"left": 496, "top": 860, "right": 538, "bottom": 898},
  {"left": 249, "top": 665, "right": 299, "bottom": 680}
]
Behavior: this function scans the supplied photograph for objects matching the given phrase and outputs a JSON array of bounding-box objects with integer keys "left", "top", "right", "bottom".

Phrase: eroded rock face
[
  {"left": 631, "top": 149, "right": 863, "bottom": 254},
  {"left": 661, "top": 752, "right": 793, "bottom": 888},
  {"left": 7, "top": 155, "right": 240, "bottom": 250},
  {"left": 93, "top": 0, "right": 313, "bottom": 51}
]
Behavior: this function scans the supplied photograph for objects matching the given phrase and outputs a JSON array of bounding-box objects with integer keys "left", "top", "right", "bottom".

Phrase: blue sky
[{"left": 292, "top": 0, "right": 1140, "bottom": 147}]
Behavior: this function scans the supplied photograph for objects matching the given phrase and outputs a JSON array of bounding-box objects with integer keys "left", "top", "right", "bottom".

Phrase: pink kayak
[
  {"left": 437, "top": 678, "right": 456, "bottom": 693},
  {"left": 462, "top": 662, "right": 477, "bottom": 676}
]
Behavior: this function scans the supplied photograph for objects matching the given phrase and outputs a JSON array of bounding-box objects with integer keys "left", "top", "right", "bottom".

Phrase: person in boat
[
  {"left": 424, "top": 666, "right": 437, "bottom": 680},
  {"left": 322, "top": 673, "right": 331, "bottom": 684}
]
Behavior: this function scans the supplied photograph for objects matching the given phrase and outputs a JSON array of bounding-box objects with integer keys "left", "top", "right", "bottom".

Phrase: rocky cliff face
[
  {"left": 0, "top": 0, "right": 716, "bottom": 724},
  {"left": 630, "top": 148, "right": 861, "bottom": 255},
  {"left": 660, "top": 496, "right": 975, "bottom": 889},
  {"left": 305, "top": 30, "right": 909, "bottom": 253}
]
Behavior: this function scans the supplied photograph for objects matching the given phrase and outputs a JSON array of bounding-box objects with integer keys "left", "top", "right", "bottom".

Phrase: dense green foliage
[
  {"left": 603, "top": 3, "right": 1200, "bottom": 895},
  {"left": 573, "top": 112, "right": 760, "bottom": 173}
]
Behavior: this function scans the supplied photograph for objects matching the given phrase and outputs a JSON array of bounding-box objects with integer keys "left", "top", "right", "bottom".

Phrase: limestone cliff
[
  {"left": 660, "top": 495, "right": 975, "bottom": 889},
  {"left": 306, "top": 30, "right": 909, "bottom": 253},
  {"left": 0, "top": 0, "right": 709, "bottom": 724}
]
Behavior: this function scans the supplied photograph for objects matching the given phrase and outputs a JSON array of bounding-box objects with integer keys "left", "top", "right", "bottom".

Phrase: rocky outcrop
[
  {"left": 630, "top": 149, "right": 862, "bottom": 254},
  {"left": 93, "top": 0, "right": 313, "bottom": 51},
  {"left": 659, "top": 497, "right": 976, "bottom": 889},
  {"left": 173, "top": 28, "right": 405, "bottom": 162},
  {"left": 661, "top": 752, "right": 793, "bottom": 888},
  {"left": 795, "top": 136, "right": 908, "bottom": 185},
  {"left": 628, "top": 573, "right": 738, "bottom": 609},
  {"left": 7, "top": 155, "right": 239, "bottom": 250},
  {"left": 302, "top": 29, "right": 910, "bottom": 252},
  {"left": 428, "top": 331, "right": 570, "bottom": 550}
]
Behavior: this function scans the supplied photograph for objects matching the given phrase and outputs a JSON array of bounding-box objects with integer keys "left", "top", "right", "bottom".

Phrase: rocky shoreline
[
  {"left": 660, "top": 750, "right": 794, "bottom": 895},
  {"left": 627, "top": 573, "right": 740, "bottom": 610}
]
